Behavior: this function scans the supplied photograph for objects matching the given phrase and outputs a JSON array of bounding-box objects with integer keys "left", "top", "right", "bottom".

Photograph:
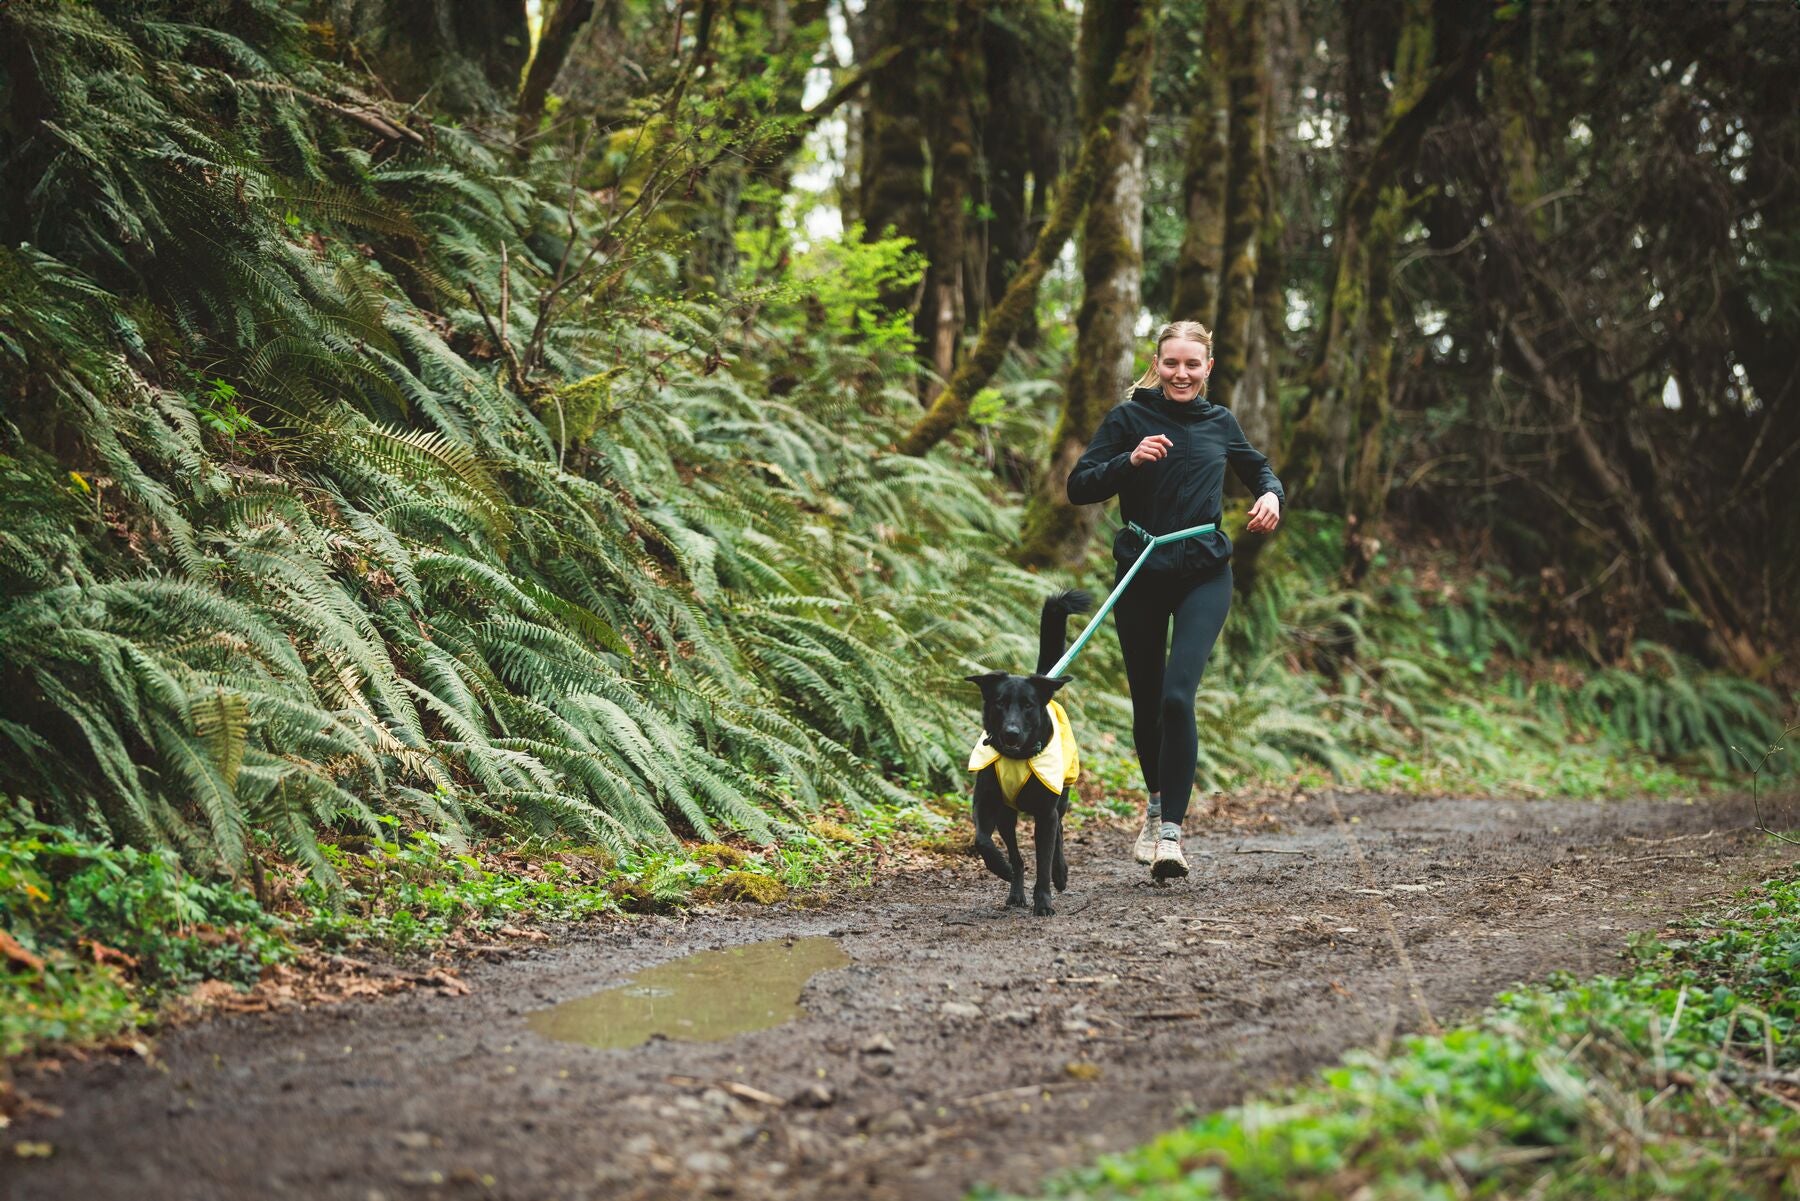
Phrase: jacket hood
[{"left": 1131, "top": 385, "right": 1215, "bottom": 421}]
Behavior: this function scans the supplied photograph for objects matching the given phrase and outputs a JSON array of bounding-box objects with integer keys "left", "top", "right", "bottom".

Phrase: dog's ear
[
  {"left": 1029, "top": 674, "right": 1071, "bottom": 698},
  {"left": 965, "top": 671, "right": 1007, "bottom": 699}
]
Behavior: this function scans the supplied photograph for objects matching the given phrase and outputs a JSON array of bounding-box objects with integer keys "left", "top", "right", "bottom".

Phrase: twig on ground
[
  {"left": 1623, "top": 830, "right": 1721, "bottom": 846},
  {"left": 1232, "top": 847, "right": 1312, "bottom": 856},
  {"left": 954, "top": 1081, "right": 1081, "bottom": 1107}
]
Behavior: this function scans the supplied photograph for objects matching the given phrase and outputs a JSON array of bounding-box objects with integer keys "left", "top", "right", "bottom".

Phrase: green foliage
[
  {"left": 295, "top": 828, "right": 623, "bottom": 952},
  {"left": 0, "top": 810, "right": 291, "bottom": 1056},
  {"left": 0, "top": 0, "right": 1031, "bottom": 884},
  {"left": 993, "top": 872, "right": 1800, "bottom": 1201},
  {"left": 735, "top": 221, "right": 927, "bottom": 351}
]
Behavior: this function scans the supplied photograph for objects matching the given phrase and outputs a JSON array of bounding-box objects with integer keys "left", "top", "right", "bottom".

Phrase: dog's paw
[
  {"left": 1033, "top": 899, "right": 1056, "bottom": 917},
  {"left": 1006, "top": 889, "right": 1028, "bottom": 909},
  {"left": 1052, "top": 862, "right": 1068, "bottom": 892}
]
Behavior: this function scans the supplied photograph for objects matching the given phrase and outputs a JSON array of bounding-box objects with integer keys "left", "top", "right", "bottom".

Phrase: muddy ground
[{"left": 10, "top": 791, "right": 1796, "bottom": 1201}]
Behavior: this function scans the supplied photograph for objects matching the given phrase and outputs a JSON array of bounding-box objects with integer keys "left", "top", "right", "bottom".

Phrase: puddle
[{"left": 526, "top": 937, "right": 850, "bottom": 1050}]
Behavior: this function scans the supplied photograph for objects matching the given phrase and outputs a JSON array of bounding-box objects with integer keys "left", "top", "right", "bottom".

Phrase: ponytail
[{"left": 1134, "top": 320, "right": 1214, "bottom": 388}]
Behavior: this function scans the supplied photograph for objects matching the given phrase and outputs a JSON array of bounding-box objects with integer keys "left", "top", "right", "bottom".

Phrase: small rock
[
  {"left": 620, "top": 1134, "right": 657, "bottom": 1156},
  {"left": 866, "top": 1059, "right": 895, "bottom": 1077},
  {"left": 716, "top": 1123, "right": 761, "bottom": 1148},
  {"left": 790, "top": 1083, "right": 836, "bottom": 1109},
  {"left": 867, "top": 1110, "right": 917, "bottom": 1137},
  {"left": 939, "top": 1001, "right": 981, "bottom": 1020},
  {"left": 700, "top": 1087, "right": 734, "bottom": 1111},
  {"left": 860, "top": 1034, "right": 896, "bottom": 1055},
  {"left": 392, "top": 1131, "right": 433, "bottom": 1151},
  {"left": 996, "top": 1009, "right": 1036, "bottom": 1026},
  {"left": 682, "top": 1151, "right": 732, "bottom": 1175}
]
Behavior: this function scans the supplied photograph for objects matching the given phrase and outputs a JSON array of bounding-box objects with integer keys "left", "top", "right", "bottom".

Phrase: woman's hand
[
  {"left": 1130, "top": 434, "right": 1173, "bottom": 466},
  {"left": 1246, "top": 492, "right": 1281, "bottom": 533}
]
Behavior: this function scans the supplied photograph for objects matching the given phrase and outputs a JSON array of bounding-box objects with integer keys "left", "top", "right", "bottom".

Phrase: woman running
[{"left": 1067, "top": 320, "right": 1284, "bottom": 879}]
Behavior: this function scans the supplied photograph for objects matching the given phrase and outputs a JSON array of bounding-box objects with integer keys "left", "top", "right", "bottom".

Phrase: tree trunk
[
  {"left": 978, "top": 0, "right": 1077, "bottom": 349},
  {"left": 515, "top": 0, "right": 600, "bottom": 145},
  {"left": 1167, "top": 0, "right": 1228, "bottom": 328},
  {"left": 1509, "top": 328, "right": 1759, "bottom": 673},
  {"left": 1015, "top": 0, "right": 1159, "bottom": 569},
  {"left": 1284, "top": 0, "right": 1475, "bottom": 520},
  {"left": 1206, "top": 0, "right": 1268, "bottom": 421},
  {"left": 858, "top": 0, "right": 930, "bottom": 313},
  {"left": 897, "top": 121, "right": 1113, "bottom": 457},
  {"left": 917, "top": 0, "right": 987, "bottom": 403}
]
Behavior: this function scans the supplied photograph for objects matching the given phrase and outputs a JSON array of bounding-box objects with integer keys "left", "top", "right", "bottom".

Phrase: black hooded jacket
[{"left": 1067, "top": 387, "right": 1285, "bottom": 577}]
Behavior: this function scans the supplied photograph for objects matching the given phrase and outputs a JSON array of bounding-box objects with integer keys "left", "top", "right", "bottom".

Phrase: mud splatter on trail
[{"left": 12, "top": 792, "right": 1793, "bottom": 1201}]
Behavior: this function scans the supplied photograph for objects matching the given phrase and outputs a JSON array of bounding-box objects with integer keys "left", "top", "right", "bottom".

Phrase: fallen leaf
[
  {"left": 84, "top": 939, "right": 139, "bottom": 968},
  {"left": 0, "top": 931, "right": 44, "bottom": 974},
  {"left": 424, "top": 970, "right": 470, "bottom": 996},
  {"left": 13, "top": 1141, "right": 54, "bottom": 1159}
]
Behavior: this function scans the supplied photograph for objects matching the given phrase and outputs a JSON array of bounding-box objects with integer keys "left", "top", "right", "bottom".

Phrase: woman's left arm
[{"left": 1226, "top": 413, "right": 1284, "bottom": 533}]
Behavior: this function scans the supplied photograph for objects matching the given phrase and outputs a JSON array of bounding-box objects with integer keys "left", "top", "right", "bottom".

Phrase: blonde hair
[{"left": 1133, "top": 320, "right": 1214, "bottom": 389}]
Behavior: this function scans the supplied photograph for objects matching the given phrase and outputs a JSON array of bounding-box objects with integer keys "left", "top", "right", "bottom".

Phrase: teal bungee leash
[{"left": 1046, "top": 521, "right": 1218, "bottom": 678}]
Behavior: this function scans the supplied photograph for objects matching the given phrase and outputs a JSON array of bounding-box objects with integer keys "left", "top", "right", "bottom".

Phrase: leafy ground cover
[
  {"left": 990, "top": 866, "right": 1800, "bottom": 1201},
  {"left": 0, "top": 790, "right": 967, "bottom": 1061}
]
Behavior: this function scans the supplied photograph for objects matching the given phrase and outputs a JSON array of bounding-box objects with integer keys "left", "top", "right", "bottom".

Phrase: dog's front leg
[
  {"left": 972, "top": 787, "right": 1013, "bottom": 883},
  {"left": 997, "top": 810, "right": 1027, "bottom": 908},
  {"left": 1052, "top": 790, "right": 1069, "bottom": 893},
  {"left": 1032, "top": 804, "right": 1059, "bottom": 916}
]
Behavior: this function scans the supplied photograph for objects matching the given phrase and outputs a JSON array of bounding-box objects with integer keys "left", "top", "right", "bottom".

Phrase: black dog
[{"left": 966, "top": 590, "right": 1093, "bottom": 917}]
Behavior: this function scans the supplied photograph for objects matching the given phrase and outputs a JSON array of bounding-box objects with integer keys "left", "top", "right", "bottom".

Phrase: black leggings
[{"left": 1113, "top": 562, "right": 1232, "bottom": 825}]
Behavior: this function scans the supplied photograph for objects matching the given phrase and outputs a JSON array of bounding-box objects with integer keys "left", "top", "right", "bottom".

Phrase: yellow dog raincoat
[{"left": 967, "top": 699, "right": 1080, "bottom": 807}]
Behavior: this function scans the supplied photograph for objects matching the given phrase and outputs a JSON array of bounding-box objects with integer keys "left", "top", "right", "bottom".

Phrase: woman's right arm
[{"left": 1068, "top": 409, "right": 1136, "bottom": 505}]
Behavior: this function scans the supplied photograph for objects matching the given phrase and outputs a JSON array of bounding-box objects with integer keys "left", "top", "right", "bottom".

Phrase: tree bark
[
  {"left": 515, "top": 0, "right": 600, "bottom": 145},
  {"left": 1283, "top": 0, "right": 1479, "bottom": 520},
  {"left": 1015, "top": 0, "right": 1158, "bottom": 568},
  {"left": 1206, "top": 0, "right": 1268, "bottom": 421},
  {"left": 858, "top": 0, "right": 931, "bottom": 314},
  {"left": 917, "top": 0, "right": 987, "bottom": 403},
  {"left": 1509, "top": 327, "right": 1758, "bottom": 673},
  {"left": 897, "top": 122, "right": 1113, "bottom": 457},
  {"left": 1167, "top": 0, "right": 1228, "bottom": 329}
]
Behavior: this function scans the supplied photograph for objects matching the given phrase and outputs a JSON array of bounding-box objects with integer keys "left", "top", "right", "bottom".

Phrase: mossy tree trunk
[
  {"left": 1015, "top": 0, "right": 1159, "bottom": 569},
  {"left": 1206, "top": 0, "right": 1267, "bottom": 422},
  {"left": 897, "top": 121, "right": 1113, "bottom": 457},
  {"left": 917, "top": 0, "right": 987, "bottom": 403},
  {"left": 979, "top": 0, "right": 1077, "bottom": 345},
  {"left": 515, "top": 0, "right": 602, "bottom": 146},
  {"left": 858, "top": 0, "right": 930, "bottom": 313},
  {"left": 1167, "top": 0, "right": 1229, "bottom": 331},
  {"left": 1284, "top": 0, "right": 1468, "bottom": 529}
]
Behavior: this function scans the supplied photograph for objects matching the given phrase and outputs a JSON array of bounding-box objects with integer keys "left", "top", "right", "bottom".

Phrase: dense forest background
[{"left": 1, "top": 0, "right": 1795, "bottom": 889}]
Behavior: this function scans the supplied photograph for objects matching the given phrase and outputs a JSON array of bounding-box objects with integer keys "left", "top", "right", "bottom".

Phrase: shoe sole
[{"left": 1151, "top": 856, "right": 1189, "bottom": 880}]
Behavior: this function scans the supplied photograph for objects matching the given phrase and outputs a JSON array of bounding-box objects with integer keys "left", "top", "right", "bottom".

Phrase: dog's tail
[{"left": 1036, "top": 589, "right": 1095, "bottom": 676}]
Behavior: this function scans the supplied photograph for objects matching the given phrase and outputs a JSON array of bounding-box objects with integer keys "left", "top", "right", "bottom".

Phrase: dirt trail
[{"left": 11, "top": 792, "right": 1794, "bottom": 1201}]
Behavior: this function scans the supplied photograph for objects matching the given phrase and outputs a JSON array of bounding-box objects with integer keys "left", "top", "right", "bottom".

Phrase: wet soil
[{"left": 11, "top": 791, "right": 1794, "bottom": 1201}]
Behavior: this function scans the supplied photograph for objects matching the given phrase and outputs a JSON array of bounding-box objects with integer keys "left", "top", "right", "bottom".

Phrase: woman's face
[{"left": 1155, "top": 337, "right": 1211, "bottom": 402}]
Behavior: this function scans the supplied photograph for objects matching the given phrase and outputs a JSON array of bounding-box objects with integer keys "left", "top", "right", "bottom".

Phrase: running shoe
[
  {"left": 1133, "top": 818, "right": 1159, "bottom": 864},
  {"left": 1151, "top": 832, "right": 1189, "bottom": 880}
]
